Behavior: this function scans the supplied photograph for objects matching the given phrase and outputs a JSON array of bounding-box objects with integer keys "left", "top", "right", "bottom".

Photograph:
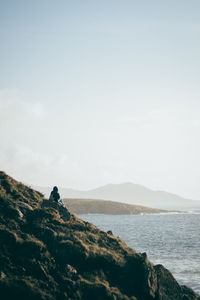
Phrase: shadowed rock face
[{"left": 0, "top": 171, "right": 199, "bottom": 300}]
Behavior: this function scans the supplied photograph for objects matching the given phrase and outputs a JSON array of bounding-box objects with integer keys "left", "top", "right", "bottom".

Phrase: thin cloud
[
  {"left": 0, "top": 144, "right": 80, "bottom": 187},
  {"left": 117, "top": 111, "right": 163, "bottom": 125},
  {"left": 0, "top": 89, "right": 44, "bottom": 129}
]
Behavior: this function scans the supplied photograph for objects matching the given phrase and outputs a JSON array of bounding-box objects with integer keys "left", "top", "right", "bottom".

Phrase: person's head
[{"left": 53, "top": 186, "right": 58, "bottom": 192}]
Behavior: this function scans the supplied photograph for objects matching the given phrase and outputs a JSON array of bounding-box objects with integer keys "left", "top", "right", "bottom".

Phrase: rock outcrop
[{"left": 0, "top": 171, "right": 199, "bottom": 300}]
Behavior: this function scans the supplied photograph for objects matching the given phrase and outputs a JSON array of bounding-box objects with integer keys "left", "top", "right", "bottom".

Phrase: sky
[{"left": 1, "top": 0, "right": 200, "bottom": 199}]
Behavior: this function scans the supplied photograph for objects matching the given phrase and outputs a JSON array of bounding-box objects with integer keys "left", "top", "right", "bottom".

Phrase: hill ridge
[{"left": 33, "top": 182, "right": 200, "bottom": 210}]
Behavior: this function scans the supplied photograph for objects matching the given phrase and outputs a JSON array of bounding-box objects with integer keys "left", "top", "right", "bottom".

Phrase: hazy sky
[{"left": 1, "top": 0, "right": 200, "bottom": 199}]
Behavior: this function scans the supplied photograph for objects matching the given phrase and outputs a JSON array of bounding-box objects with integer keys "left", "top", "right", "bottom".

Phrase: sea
[{"left": 79, "top": 212, "right": 200, "bottom": 295}]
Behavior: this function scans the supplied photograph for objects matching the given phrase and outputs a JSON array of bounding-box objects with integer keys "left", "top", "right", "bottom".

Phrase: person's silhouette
[{"left": 49, "top": 186, "right": 60, "bottom": 203}]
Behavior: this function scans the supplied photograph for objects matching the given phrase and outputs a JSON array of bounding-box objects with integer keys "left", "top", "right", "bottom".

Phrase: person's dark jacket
[{"left": 49, "top": 186, "right": 60, "bottom": 203}]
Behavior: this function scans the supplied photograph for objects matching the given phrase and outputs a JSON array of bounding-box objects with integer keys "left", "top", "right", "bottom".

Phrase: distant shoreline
[{"left": 78, "top": 211, "right": 200, "bottom": 216}]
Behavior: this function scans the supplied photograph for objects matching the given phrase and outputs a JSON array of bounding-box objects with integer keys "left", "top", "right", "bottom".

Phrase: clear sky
[{"left": 1, "top": 0, "right": 200, "bottom": 199}]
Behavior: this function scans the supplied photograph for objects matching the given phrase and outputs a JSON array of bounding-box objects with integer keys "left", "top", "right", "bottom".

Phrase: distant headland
[{"left": 63, "top": 198, "right": 167, "bottom": 215}]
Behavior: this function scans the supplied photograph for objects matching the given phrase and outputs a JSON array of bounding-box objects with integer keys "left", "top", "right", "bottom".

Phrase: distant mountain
[
  {"left": 63, "top": 198, "right": 167, "bottom": 215},
  {"left": 33, "top": 183, "right": 200, "bottom": 210}
]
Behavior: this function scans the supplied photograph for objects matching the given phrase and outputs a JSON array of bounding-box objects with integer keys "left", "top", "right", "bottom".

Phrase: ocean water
[{"left": 79, "top": 213, "right": 200, "bottom": 295}]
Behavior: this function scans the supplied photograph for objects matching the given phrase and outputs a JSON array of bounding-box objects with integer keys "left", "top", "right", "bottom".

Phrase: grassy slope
[{"left": 0, "top": 171, "right": 199, "bottom": 300}]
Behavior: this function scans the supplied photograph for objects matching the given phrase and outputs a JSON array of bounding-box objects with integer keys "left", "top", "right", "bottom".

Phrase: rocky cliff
[{"left": 0, "top": 171, "right": 199, "bottom": 300}]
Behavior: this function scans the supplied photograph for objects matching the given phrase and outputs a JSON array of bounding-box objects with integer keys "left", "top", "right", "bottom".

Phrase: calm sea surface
[{"left": 79, "top": 213, "right": 200, "bottom": 295}]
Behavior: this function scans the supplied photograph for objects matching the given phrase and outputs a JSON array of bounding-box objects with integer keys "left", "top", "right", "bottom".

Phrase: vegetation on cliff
[{"left": 0, "top": 171, "right": 199, "bottom": 300}]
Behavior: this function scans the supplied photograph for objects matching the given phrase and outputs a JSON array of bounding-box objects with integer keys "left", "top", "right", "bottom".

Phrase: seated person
[{"left": 49, "top": 186, "right": 60, "bottom": 203}]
